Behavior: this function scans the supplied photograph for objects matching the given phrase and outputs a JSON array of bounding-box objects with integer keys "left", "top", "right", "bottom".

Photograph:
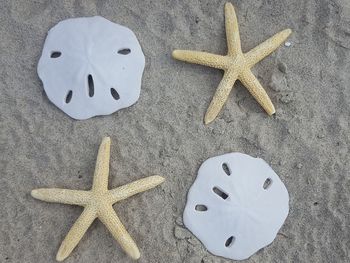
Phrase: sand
[{"left": 0, "top": 0, "right": 349, "bottom": 262}]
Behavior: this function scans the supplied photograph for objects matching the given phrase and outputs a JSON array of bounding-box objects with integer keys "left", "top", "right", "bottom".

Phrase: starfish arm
[
  {"left": 56, "top": 207, "right": 97, "bottom": 261},
  {"left": 31, "top": 188, "right": 91, "bottom": 206},
  {"left": 204, "top": 69, "right": 238, "bottom": 124},
  {"left": 244, "top": 29, "right": 292, "bottom": 68},
  {"left": 92, "top": 137, "right": 111, "bottom": 191},
  {"left": 109, "top": 175, "right": 165, "bottom": 203},
  {"left": 99, "top": 206, "right": 140, "bottom": 260},
  {"left": 225, "top": 3, "right": 242, "bottom": 56},
  {"left": 238, "top": 69, "right": 275, "bottom": 115},
  {"left": 172, "top": 50, "right": 229, "bottom": 70}
]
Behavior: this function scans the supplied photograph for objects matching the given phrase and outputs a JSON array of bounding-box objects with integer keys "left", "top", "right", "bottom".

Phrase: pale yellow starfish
[
  {"left": 172, "top": 2, "right": 292, "bottom": 124},
  {"left": 31, "top": 137, "right": 165, "bottom": 261}
]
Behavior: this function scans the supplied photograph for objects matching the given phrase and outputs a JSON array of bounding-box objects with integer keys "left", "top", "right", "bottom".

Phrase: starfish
[
  {"left": 172, "top": 2, "right": 291, "bottom": 124},
  {"left": 31, "top": 137, "right": 165, "bottom": 261}
]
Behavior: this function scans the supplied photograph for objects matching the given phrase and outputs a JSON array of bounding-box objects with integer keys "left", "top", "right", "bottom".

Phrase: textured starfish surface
[
  {"left": 172, "top": 2, "right": 291, "bottom": 124},
  {"left": 31, "top": 137, "right": 165, "bottom": 261}
]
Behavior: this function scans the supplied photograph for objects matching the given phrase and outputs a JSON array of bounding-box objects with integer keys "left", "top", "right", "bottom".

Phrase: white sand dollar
[
  {"left": 184, "top": 153, "right": 289, "bottom": 260},
  {"left": 38, "top": 16, "right": 145, "bottom": 120}
]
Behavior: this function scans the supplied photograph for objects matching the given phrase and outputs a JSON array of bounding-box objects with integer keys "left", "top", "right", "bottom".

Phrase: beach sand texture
[{"left": 0, "top": 0, "right": 349, "bottom": 262}]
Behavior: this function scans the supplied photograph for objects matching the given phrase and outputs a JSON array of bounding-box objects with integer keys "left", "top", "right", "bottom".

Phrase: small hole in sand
[
  {"left": 213, "top": 187, "right": 229, "bottom": 200},
  {"left": 195, "top": 205, "right": 208, "bottom": 211},
  {"left": 222, "top": 163, "right": 231, "bottom": 175},
  {"left": 263, "top": 178, "right": 272, "bottom": 189},
  {"left": 50, "top": 51, "right": 61, "bottom": 58},
  {"left": 225, "top": 236, "right": 235, "bottom": 247},
  {"left": 65, "top": 90, "right": 72, "bottom": 103},
  {"left": 117, "top": 48, "right": 131, "bottom": 55}
]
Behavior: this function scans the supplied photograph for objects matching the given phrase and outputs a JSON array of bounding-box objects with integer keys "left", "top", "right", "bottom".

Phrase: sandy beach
[{"left": 0, "top": 0, "right": 349, "bottom": 262}]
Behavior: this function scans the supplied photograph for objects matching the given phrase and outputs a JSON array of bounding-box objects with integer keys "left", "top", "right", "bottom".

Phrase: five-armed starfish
[
  {"left": 31, "top": 137, "right": 165, "bottom": 261},
  {"left": 173, "top": 2, "right": 291, "bottom": 124}
]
